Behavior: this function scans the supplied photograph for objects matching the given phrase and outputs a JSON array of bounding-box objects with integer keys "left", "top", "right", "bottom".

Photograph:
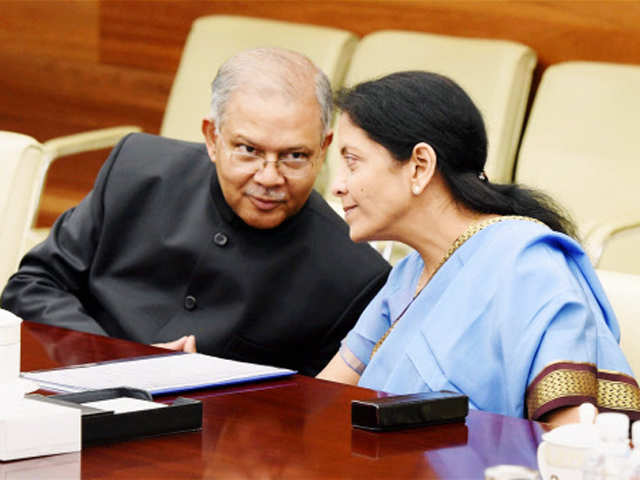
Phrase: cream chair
[
  {"left": 515, "top": 61, "right": 640, "bottom": 274},
  {"left": 326, "top": 30, "right": 537, "bottom": 187},
  {"left": 0, "top": 127, "right": 140, "bottom": 290},
  {"left": 162, "top": 15, "right": 357, "bottom": 144},
  {"left": 0, "top": 132, "right": 44, "bottom": 290},
  {"left": 325, "top": 30, "right": 537, "bottom": 263},
  {"left": 597, "top": 269, "right": 640, "bottom": 377}
]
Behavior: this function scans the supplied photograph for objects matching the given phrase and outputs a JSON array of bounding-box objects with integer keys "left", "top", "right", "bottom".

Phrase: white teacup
[{"left": 537, "top": 423, "right": 599, "bottom": 480}]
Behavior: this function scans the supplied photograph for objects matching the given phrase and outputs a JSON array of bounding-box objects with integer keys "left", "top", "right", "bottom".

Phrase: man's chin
[{"left": 240, "top": 210, "right": 287, "bottom": 230}]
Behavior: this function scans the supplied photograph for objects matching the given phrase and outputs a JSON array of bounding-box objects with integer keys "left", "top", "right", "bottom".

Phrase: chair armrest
[
  {"left": 42, "top": 126, "right": 142, "bottom": 160},
  {"left": 21, "top": 126, "right": 142, "bottom": 253},
  {"left": 584, "top": 220, "right": 640, "bottom": 266},
  {"left": 19, "top": 228, "right": 50, "bottom": 257}
]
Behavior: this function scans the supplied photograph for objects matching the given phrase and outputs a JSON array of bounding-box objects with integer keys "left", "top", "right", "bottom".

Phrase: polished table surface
[{"left": 15, "top": 321, "right": 546, "bottom": 479}]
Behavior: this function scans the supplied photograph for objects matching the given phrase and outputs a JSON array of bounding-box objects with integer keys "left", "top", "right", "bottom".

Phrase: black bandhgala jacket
[{"left": 2, "top": 133, "right": 390, "bottom": 376}]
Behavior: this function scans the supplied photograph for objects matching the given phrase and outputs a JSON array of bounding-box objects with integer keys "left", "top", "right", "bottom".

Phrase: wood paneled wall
[{"left": 2, "top": 0, "right": 640, "bottom": 225}]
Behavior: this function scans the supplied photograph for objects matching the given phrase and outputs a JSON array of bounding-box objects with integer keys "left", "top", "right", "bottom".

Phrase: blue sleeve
[
  {"left": 502, "top": 234, "right": 635, "bottom": 419},
  {"left": 343, "top": 284, "right": 390, "bottom": 368},
  {"left": 343, "top": 252, "right": 420, "bottom": 368}
]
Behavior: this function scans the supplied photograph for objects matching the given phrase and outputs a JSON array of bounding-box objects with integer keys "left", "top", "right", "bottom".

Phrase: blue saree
[{"left": 341, "top": 218, "right": 639, "bottom": 420}]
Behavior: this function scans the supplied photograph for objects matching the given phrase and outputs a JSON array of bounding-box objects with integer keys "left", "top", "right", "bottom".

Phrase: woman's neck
[
  {"left": 417, "top": 209, "right": 487, "bottom": 277},
  {"left": 394, "top": 178, "right": 498, "bottom": 283}
]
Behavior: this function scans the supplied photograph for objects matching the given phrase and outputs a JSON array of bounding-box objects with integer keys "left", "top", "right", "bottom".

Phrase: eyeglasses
[{"left": 217, "top": 135, "right": 316, "bottom": 178}]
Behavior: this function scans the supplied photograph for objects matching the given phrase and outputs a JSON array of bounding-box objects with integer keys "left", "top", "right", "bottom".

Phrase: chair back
[
  {"left": 325, "top": 30, "right": 537, "bottom": 188},
  {"left": 597, "top": 269, "right": 640, "bottom": 378},
  {"left": 161, "top": 15, "right": 358, "bottom": 146},
  {"left": 516, "top": 61, "right": 640, "bottom": 273}
]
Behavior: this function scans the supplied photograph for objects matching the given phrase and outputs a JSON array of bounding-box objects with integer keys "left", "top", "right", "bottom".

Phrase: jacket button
[
  {"left": 184, "top": 295, "right": 197, "bottom": 310},
  {"left": 213, "top": 232, "right": 228, "bottom": 246}
]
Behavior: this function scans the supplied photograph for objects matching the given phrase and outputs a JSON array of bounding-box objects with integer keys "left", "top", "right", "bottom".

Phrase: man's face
[{"left": 203, "top": 88, "right": 331, "bottom": 229}]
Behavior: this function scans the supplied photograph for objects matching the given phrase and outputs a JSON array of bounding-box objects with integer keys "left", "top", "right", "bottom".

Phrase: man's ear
[
  {"left": 201, "top": 118, "right": 218, "bottom": 162},
  {"left": 315, "top": 131, "right": 333, "bottom": 170},
  {"left": 409, "top": 142, "right": 437, "bottom": 195},
  {"left": 321, "top": 131, "right": 333, "bottom": 151}
]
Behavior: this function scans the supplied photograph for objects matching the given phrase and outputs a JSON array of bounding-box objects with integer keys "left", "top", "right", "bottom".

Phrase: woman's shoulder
[
  {"left": 481, "top": 216, "right": 582, "bottom": 256},
  {"left": 382, "top": 249, "right": 423, "bottom": 293},
  {"left": 479, "top": 217, "right": 592, "bottom": 293}
]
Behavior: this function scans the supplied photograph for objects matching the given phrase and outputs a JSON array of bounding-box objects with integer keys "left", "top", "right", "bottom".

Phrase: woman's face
[{"left": 331, "top": 113, "right": 412, "bottom": 243}]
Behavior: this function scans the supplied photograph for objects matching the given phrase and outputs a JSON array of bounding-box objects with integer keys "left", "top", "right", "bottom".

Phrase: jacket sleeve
[
  {"left": 0, "top": 135, "right": 131, "bottom": 335},
  {"left": 307, "top": 267, "right": 390, "bottom": 376}
]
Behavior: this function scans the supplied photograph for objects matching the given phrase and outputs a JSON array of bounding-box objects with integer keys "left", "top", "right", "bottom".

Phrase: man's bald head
[{"left": 209, "top": 47, "right": 332, "bottom": 138}]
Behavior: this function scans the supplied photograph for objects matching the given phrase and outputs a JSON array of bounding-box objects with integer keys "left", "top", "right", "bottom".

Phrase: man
[{"left": 1, "top": 48, "right": 390, "bottom": 376}]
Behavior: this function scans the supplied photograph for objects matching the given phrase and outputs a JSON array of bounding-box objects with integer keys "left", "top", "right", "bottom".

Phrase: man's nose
[{"left": 253, "top": 156, "right": 285, "bottom": 186}]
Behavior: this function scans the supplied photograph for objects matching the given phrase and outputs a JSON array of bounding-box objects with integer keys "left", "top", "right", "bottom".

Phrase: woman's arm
[
  {"left": 539, "top": 405, "right": 583, "bottom": 426},
  {"left": 316, "top": 351, "right": 361, "bottom": 385}
]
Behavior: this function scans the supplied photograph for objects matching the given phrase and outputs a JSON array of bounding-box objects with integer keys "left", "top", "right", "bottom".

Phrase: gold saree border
[{"left": 525, "top": 361, "right": 640, "bottom": 421}]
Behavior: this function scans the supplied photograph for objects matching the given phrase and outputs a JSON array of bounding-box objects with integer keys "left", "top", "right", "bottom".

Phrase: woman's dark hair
[{"left": 335, "top": 71, "right": 576, "bottom": 238}]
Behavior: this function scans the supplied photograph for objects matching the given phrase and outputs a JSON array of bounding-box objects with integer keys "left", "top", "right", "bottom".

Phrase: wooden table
[{"left": 14, "top": 321, "right": 546, "bottom": 479}]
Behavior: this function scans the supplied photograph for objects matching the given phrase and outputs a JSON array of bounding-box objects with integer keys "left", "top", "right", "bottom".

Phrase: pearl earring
[{"left": 412, "top": 186, "right": 420, "bottom": 195}]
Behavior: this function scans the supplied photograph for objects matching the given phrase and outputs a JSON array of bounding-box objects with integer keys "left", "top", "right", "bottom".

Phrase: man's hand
[{"left": 152, "top": 335, "right": 197, "bottom": 353}]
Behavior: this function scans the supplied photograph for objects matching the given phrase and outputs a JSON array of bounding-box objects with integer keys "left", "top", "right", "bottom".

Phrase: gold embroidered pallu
[{"left": 526, "top": 361, "right": 640, "bottom": 420}]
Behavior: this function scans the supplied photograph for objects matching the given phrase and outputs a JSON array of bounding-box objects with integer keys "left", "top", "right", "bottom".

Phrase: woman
[{"left": 317, "top": 71, "right": 639, "bottom": 424}]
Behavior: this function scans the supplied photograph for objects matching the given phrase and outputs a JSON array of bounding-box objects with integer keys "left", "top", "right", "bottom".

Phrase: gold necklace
[{"left": 369, "top": 215, "right": 542, "bottom": 360}]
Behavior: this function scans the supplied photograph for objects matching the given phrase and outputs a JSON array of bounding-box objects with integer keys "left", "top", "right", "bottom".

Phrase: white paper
[
  {"left": 82, "top": 397, "right": 167, "bottom": 414},
  {"left": 21, "top": 352, "right": 295, "bottom": 394}
]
